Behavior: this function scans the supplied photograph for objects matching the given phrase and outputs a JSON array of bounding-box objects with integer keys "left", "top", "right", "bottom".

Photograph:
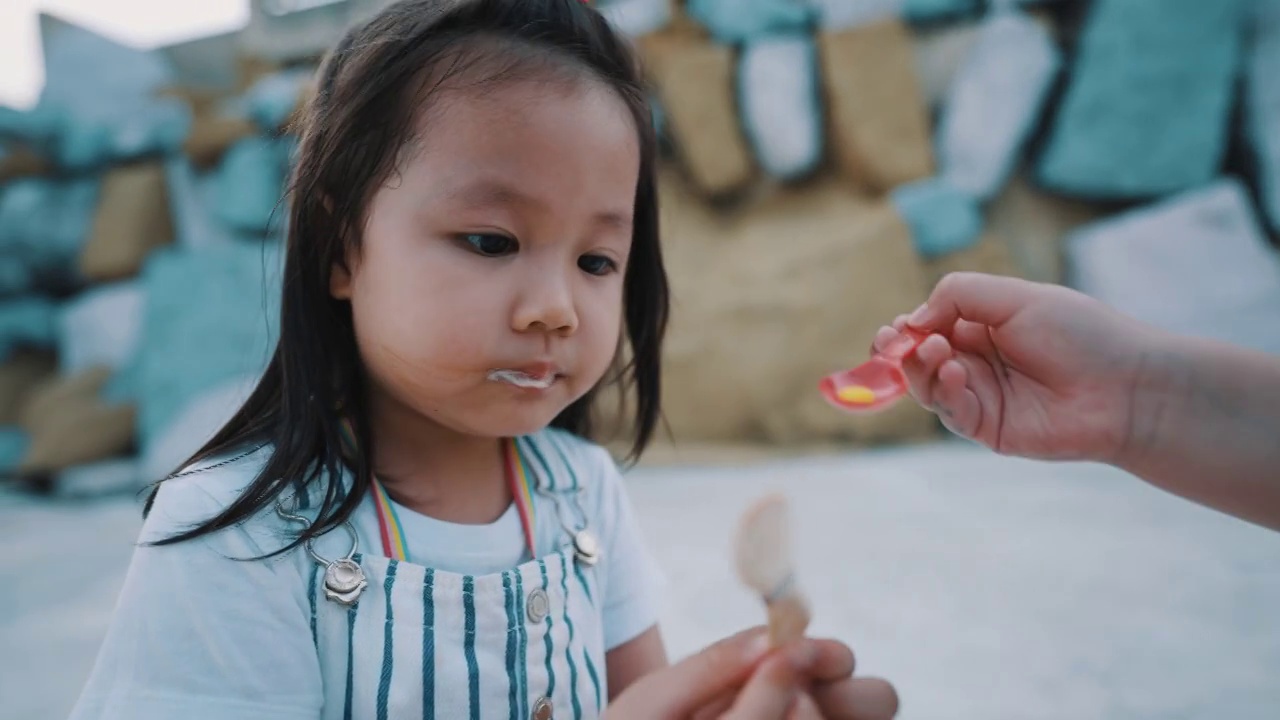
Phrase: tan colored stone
[
  {"left": 0, "top": 144, "right": 52, "bottom": 183},
  {"left": 911, "top": 20, "right": 983, "bottom": 110},
  {"left": 19, "top": 366, "right": 135, "bottom": 474},
  {"left": 80, "top": 162, "right": 174, "bottom": 281},
  {"left": 984, "top": 169, "right": 1109, "bottom": 284},
  {"left": 0, "top": 350, "right": 57, "bottom": 425},
  {"left": 819, "top": 19, "right": 935, "bottom": 194},
  {"left": 638, "top": 30, "right": 755, "bottom": 197},
  {"left": 922, "top": 233, "right": 1022, "bottom": 288},
  {"left": 184, "top": 113, "right": 259, "bottom": 169}
]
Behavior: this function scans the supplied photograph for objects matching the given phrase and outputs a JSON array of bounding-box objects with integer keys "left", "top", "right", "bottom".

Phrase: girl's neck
[{"left": 365, "top": 390, "right": 511, "bottom": 525}]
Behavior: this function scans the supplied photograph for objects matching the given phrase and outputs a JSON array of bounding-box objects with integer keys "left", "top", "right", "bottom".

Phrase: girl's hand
[
  {"left": 604, "top": 627, "right": 898, "bottom": 719},
  {"left": 877, "top": 272, "right": 1158, "bottom": 463}
]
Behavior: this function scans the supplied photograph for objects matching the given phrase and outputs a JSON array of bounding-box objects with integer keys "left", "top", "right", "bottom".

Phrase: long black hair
[{"left": 144, "top": 0, "right": 668, "bottom": 552}]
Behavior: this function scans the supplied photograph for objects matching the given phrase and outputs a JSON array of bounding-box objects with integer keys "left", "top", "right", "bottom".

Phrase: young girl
[{"left": 70, "top": 1, "right": 678, "bottom": 717}]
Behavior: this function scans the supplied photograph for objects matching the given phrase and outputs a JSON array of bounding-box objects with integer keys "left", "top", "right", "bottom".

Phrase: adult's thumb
[{"left": 908, "top": 272, "right": 1038, "bottom": 331}]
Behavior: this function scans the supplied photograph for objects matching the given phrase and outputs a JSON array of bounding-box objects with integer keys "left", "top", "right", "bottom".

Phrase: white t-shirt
[{"left": 68, "top": 428, "right": 666, "bottom": 720}]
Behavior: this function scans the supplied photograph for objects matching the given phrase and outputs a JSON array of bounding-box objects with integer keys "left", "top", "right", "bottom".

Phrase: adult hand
[
  {"left": 605, "top": 627, "right": 898, "bottom": 719},
  {"left": 876, "top": 272, "right": 1157, "bottom": 463}
]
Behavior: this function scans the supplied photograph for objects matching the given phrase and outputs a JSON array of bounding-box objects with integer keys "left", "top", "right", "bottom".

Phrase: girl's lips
[{"left": 487, "top": 367, "right": 561, "bottom": 389}]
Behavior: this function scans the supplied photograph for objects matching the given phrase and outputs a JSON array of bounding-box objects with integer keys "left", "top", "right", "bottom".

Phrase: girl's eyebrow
[{"left": 444, "top": 178, "right": 632, "bottom": 230}]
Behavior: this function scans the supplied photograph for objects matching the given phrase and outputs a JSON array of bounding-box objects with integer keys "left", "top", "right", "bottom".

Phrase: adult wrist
[{"left": 1113, "top": 328, "right": 1195, "bottom": 473}]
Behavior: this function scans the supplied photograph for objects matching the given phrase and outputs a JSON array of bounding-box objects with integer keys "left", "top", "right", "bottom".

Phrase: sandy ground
[{"left": 3, "top": 439, "right": 1279, "bottom": 720}]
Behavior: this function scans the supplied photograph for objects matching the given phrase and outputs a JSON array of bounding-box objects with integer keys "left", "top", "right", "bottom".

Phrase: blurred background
[{"left": 1, "top": 0, "right": 1279, "bottom": 718}]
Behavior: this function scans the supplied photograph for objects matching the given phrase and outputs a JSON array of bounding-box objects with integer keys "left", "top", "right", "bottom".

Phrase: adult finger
[
  {"left": 811, "top": 677, "right": 900, "bottom": 720},
  {"left": 693, "top": 637, "right": 854, "bottom": 719},
  {"left": 948, "top": 318, "right": 1002, "bottom": 367},
  {"left": 909, "top": 272, "right": 1041, "bottom": 333},
  {"left": 930, "top": 359, "right": 981, "bottom": 438},
  {"left": 609, "top": 627, "right": 771, "bottom": 719}
]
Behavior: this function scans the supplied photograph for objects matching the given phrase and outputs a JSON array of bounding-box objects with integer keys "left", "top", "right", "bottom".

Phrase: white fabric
[{"left": 68, "top": 428, "right": 665, "bottom": 720}]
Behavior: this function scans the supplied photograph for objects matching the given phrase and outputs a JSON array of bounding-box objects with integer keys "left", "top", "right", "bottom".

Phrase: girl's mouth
[{"left": 487, "top": 368, "right": 560, "bottom": 390}]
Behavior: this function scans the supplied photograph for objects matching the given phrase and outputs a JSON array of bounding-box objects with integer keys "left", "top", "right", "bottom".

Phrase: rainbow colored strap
[{"left": 371, "top": 437, "right": 538, "bottom": 562}]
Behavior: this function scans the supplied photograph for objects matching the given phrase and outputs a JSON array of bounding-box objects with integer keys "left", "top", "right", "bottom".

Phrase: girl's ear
[
  {"left": 330, "top": 260, "right": 353, "bottom": 299},
  {"left": 323, "top": 193, "right": 354, "bottom": 300}
]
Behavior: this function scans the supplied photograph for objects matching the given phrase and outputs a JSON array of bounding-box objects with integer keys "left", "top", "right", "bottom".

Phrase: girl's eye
[
  {"left": 461, "top": 234, "right": 517, "bottom": 256},
  {"left": 578, "top": 254, "right": 617, "bottom": 276}
]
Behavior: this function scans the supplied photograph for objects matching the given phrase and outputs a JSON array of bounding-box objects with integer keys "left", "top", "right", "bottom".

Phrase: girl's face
[{"left": 331, "top": 76, "right": 640, "bottom": 439}]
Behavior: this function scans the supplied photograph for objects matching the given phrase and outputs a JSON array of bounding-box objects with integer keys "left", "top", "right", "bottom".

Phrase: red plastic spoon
[{"left": 819, "top": 327, "right": 927, "bottom": 413}]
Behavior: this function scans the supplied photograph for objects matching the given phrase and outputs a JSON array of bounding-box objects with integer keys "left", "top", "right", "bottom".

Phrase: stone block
[
  {"left": 686, "top": 0, "right": 814, "bottom": 43},
  {"left": 638, "top": 30, "right": 755, "bottom": 196},
  {"left": 738, "top": 33, "right": 824, "bottom": 181},
  {"left": 81, "top": 162, "right": 174, "bottom": 281},
  {"left": 1246, "top": 0, "right": 1280, "bottom": 234},
  {"left": 936, "top": 9, "right": 1060, "bottom": 200},
  {"left": 1065, "top": 178, "right": 1280, "bottom": 354},
  {"left": 58, "top": 281, "right": 145, "bottom": 377},
  {"left": 1035, "top": 0, "right": 1248, "bottom": 199},
  {"left": 819, "top": 19, "right": 933, "bottom": 193},
  {"left": 890, "top": 177, "right": 983, "bottom": 258},
  {"left": 983, "top": 170, "right": 1106, "bottom": 285}
]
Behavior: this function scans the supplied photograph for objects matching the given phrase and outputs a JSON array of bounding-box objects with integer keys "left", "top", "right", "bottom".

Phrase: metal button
[
  {"left": 531, "top": 695, "right": 553, "bottom": 720},
  {"left": 526, "top": 588, "right": 550, "bottom": 624}
]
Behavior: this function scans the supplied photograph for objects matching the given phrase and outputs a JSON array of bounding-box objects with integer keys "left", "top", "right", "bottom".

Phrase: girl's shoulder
[{"left": 140, "top": 443, "right": 289, "bottom": 549}]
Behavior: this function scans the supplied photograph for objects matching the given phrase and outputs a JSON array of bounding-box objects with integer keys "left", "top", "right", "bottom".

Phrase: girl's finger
[
  {"left": 690, "top": 690, "right": 735, "bottom": 720},
  {"left": 801, "top": 638, "right": 855, "bottom": 684},
  {"left": 721, "top": 655, "right": 802, "bottom": 720},
  {"left": 811, "top": 677, "right": 900, "bottom": 720},
  {"left": 787, "top": 693, "right": 823, "bottom": 720}
]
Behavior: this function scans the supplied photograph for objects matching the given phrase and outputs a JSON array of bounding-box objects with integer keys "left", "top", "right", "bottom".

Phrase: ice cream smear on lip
[{"left": 488, "top": 368, "right": 557, "bottom": 389}]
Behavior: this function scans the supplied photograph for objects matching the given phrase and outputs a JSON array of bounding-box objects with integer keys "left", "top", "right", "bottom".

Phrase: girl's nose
[{"left": 512, "top": 271, "right": 578, "bottom": 335}]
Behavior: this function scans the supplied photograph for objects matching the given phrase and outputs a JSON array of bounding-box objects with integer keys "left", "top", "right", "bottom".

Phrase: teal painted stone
[
  {"left": 0, "top": 177, "right": 99, "bottom": 296},
  {"left": 686, "top": 0, "right": 815, "bottom": 44},
  {"left": 903, "top": 0, "right": 981, "bottom": 24},
  {"left": 1246, "top": 0, "right": 1280, "bottom": 233},
  {"left": 134, "top": 243, "right": 283, "bottom": 450},
  {"left": 890, "top": 178, "right": 983, "bottom": 258},
  {"left": 1035, "top": 0, "right": 1249, "bottom": 199},
  {"left": 212, "top": 136, "right": 294, "bottom": 235},
  {"left": 0, "top": 297, "right": 57, "bottom": 360},
  {"left": 0, "top": 428, "right": 28, "bottom": 473}
]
